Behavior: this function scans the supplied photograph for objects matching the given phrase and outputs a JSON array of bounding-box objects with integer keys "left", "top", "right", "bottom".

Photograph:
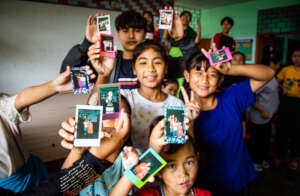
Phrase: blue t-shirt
[{"left": 195, "top": 80, "right": 257, "bottom": 194}]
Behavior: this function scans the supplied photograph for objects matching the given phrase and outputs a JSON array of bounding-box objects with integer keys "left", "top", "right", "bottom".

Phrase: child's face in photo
[
  {"left": 232, "top": 54, "right": 245, "bottom": 65},
  {"left": 133, "top": 48, "right": 167, "bottom": 89},
  {"left": 117, "top": 27, "right": 145, "bottom": 52},
  {"left": 292, "top": 50, "right": 300, "bottom": 66},
  {"left": 185, "top": 62, "right": 221, "bottom": 98},
  {"left": 162, "top": 83, "right": 178, "bottom": 96},
  {"left": 159, "top": 143, "right": 199, "bottom": 195},
  {"left": 221, "top": 20, "right": 232, "bottom": 34}
]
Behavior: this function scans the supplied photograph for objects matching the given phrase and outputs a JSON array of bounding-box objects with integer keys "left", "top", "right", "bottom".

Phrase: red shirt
[
  {"left": 137, "top": 187, "right": 211, "bottom": 196},
  {"left": 212, "top": 33, "right": 236, "bottom": 52}
]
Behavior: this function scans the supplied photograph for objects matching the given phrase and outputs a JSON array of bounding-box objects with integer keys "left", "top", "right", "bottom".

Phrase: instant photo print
[
  {"left": 124, "top": 148, "right": 166, "bottom": 189},
  {"left": 159, "top": 9, "right": 173, "bottom": 30},
  {"left": 74, "top": 105, "right": 103, "bottom": 147},
  {"left": 71, "top": 67, "right": 90, "bottom": 94},
  {"left": 98, "top": 83, "right": 121, "bottom": 120},
  {"left": 164, "top": 106, "right": 187, "bottom": 144},
  {"left": 97, "top": 15, "right": 111, "bottom": 34},
  {"left": 208, "top": 47, "right": 232, "bottom": 66},
  {"left": 99, "top": 33, "right": 116, "bottom": 58}
]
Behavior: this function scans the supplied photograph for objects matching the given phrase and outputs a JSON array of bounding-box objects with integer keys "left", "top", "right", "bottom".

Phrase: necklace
[{"left": 160, "top": 183, "right": 195, "bottom": 196}]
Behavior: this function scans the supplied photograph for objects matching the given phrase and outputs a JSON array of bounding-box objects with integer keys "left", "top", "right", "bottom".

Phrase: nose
[
  {"left": 129, "top": 28, "right": 135, "bottom": 39},
  {"left": 177, "top": 165, "right": 189, "bottom": 179},
  {"left": 200, "top": 72, "right": 208, "bottom": 84}
]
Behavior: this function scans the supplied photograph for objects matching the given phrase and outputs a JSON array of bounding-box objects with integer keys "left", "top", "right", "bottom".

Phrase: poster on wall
[{"left": 235, "top": 38, "right": 256, "bottom": 64}]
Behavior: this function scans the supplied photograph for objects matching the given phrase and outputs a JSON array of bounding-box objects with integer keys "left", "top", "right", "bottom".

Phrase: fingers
[
  {"left": 201, "top": 48, "right": 209, "bottom": 59},
  {"left": 191, "top": 90, "right": 195, "bottom": 102},
  {"left": 60, "top": 139, "right": 73, "bottom": 150},
  {"left": 148, "top": 176, "right": 156, "bottom": 183},
  {"left": 180, "top": 86, "right": 190, "bottom": 104},
  {"left": 212, "top": 42, "right": 217, "bottom": 51}
]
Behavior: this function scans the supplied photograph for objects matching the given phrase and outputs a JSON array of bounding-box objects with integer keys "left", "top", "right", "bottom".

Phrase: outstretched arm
[{"left": 15, "top": 66, "right": 94, "bottom": 112}]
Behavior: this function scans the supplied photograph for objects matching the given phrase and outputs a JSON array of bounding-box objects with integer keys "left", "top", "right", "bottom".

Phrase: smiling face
[
  {"left": 184, "top": 61, "right": 222, "bottom": 98},
  {"left": 180, "top": 13, "right": 191, "bottom": 26},
  {"left": 117, "top": 27, "right": 145, "bottom": 53},
  {"left": 158, "top": 142, "right": 199, "bottom": 195},
  {"left": 133, "top": 48, "right": 167, "bottom": 89}
]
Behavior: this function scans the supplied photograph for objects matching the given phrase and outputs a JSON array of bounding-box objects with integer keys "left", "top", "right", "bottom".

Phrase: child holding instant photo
[
  {"left": 89, "top": 40, "right": 200, "bottom": 151},
  {"left": 0, "top": 66, "right": 94, "bottom": 193},
  {"left": 110, "top": 116, "right": 211, "bottom": 196},
  {"left": 181, "top": 48, "right": 274, "bottom": 195}
]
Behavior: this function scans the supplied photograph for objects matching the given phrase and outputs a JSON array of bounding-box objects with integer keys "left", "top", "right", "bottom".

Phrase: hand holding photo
[
  {"left": 71, "top": 67, "right": 90, "bottom": 94},
  {"left": 159, "top": 9, "right": 173, "bottom": 30},
  {"left": 208, "top": 47, "right": 232, "bottom": 66},
  {"left": 97, "top": 15, "right": 111, "bottom": 34},
  {"left": 124, "top": 148, "right": 166, "bottom": 189},
  {"left": 99, "top": 33, "right": 116, "bottom": 58},
  {"left": 98, "top": 83, "right": 121, "bottom": 119},
  {"left": 74, "top": 105, "right": 103, "bottom": 147},
  {"left": 164, "top": 106, "right": 186, "bottom": 144}
]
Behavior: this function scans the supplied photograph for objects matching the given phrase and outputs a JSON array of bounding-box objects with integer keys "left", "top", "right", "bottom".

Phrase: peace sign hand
[{"left": 181, "top": 86, "right": 201, "bottom": 121}]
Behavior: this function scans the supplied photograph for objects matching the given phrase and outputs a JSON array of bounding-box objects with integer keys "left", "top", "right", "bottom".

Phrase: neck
[
  {"left": 122, "top": 50, "right": 133, "bottom": 59},
  {"left": 294, "top": 65, "right": 300, "bottom": 70},
  {"left": 163, "top": 184, "right": 191, "bottom": 196},
  {"left": 222, "top": 31, "right": 229, "bottom": 36},
  {"left": 195, "top": 93, "right": 217, "bottom": 111},
  {"left": 138, "top": 86, "right": 167, "bottom": 102},
  {"left": 183, "top": 24, "right": 188, "bottom": 30}
]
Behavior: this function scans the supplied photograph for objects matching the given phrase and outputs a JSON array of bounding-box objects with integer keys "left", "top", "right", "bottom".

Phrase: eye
[
  {"left": 168, "top": 164, "right": 176, "bottom": 169},
  {"left": 186, "top": 160, "right": 194, "bottom": 166},
  {"left": 135, "top": 29, "right": 142, "bottom": 32},
  {"left": 138, "top": 60, "right": 147, "bottom": 65},
  {"left": 122, "top": 29, "right": 129, "bottom": 33}
]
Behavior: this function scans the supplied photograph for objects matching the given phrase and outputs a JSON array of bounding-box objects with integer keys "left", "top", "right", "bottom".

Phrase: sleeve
[
  {"left": 21, "top": 151, "right": 112, "bottom": 196},
  {"left": 277, "top": 67, "right": 287, "bottom": 81},
  {"left": 0, "top": 95, "right": 31, "bottom": 126},
  {"left": 211, "top": 33, "right": 218, "bottom": 48},
  {"left": 60, "top": 38, "right": 92, "bottom": 73},
  {"left": 226, "top": 79, "right": 255, "bottom": 113},
  {"left": 137, "top": 187, "right": 160, "bottom": 196}
]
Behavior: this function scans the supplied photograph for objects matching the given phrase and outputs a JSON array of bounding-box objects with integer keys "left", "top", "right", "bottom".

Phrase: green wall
[{"left": 200, "top": 0, "right": 300, "bottom": 39}]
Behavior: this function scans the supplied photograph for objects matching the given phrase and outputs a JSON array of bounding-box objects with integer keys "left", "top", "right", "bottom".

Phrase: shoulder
[
  {"left": 137, "top": 187, "right": 160, "bottom": 196},
  {"left": 165, "top": 95, "right": 184, "bottom": 106},
  {"left": 213, "top": 33, "right": 222, "bottom": 39},
  {"left": 193, "top": 187, "right": 212, "bottom": 196},
  {"left": 277, "top": 65, "right": 293, "bottom": 78}
]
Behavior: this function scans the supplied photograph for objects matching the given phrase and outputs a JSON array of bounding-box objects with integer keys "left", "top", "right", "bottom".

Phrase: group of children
[{"left": 0, "top": 6, "right": 299, "bottom": 196}]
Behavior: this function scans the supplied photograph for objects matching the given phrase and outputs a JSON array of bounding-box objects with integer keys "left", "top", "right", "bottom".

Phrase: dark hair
[
  {"left": 261, "top": 45, "right": 282, "bottom": 66},
  {"left": 132, "top": 40, "right": 168, "bottom": 66},
  {"left": 162, "top": 77, "right": 178, "bottom": 87},
  {"left": 221, "top": 16, "right": 234, "bottom": 26},
  {"left": 232, "top": 51, "right": 246, "bottom": 63},
  {"left": 115, "top": 10, "right": 147, "bottom": 32},
  {"left": 180, "top": 11, "right": 192, "bottom": 19},
  {"left": 148, "top": 115, "right": 199, "bottom": 154},
  {"left": 185, "top": 51, "right": 210, "bottom": 72},
  {"left": 143, "top": 11, "right": 154, "bottom": 32}
]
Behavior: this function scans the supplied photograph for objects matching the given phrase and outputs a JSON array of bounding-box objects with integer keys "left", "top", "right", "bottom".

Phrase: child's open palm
[{"left": 120, "top": 146, "right": 139, "bottom": 170}]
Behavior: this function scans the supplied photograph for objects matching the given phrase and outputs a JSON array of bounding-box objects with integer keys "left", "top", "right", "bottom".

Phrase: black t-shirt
[{"left": 117, "top": 58, "right": 138, "bottom": 89}]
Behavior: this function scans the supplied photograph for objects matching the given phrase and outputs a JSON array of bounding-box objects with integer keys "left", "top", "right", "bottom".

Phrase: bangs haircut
[
  {"left": 186, "top": 51, "right": 210, "bottom": 72},
  {"left": 115, "top": 10, "right": 147, "bottom": 32},
  {"left": 221, "top": 16, "right": 234, "bottom": 26},
  {"left": 233, "top": 51, "right": 246, "bottom": 63},
  {"left": 133, "top": 40, "right": 168, "bottom": 66}
]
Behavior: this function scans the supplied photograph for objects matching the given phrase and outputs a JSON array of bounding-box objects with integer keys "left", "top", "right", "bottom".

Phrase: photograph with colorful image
[
  {"left": 99, "top": 33, "right": 116, "bottom": 58},
  {"left": 124, "top": 148, "right": 166, "bottom": 189},
  {"left": 71, "top": 67, "right": 90, "bottom": 94},
  {"left": 97, "top": 15, "right": 111, "bottom": 34},
  {"left": 74, "top": 105, "right": 103, "bottom": 147},
  {"left": 164, "top": 106, "right": 186, "bottom": 144},
  {"left": 98, "top": 83, "right": 121, "bottom": 119},
  {"left": 159, "top": 9, "right": 173, "bottom": 30},
  {"left": 208, "top": 47, "right": 232, "bottom": 65}
]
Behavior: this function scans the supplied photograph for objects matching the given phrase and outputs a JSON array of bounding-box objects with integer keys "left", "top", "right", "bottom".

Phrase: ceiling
[{"left": 174, "top": 0, "right": 255, "bottom": 9}]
